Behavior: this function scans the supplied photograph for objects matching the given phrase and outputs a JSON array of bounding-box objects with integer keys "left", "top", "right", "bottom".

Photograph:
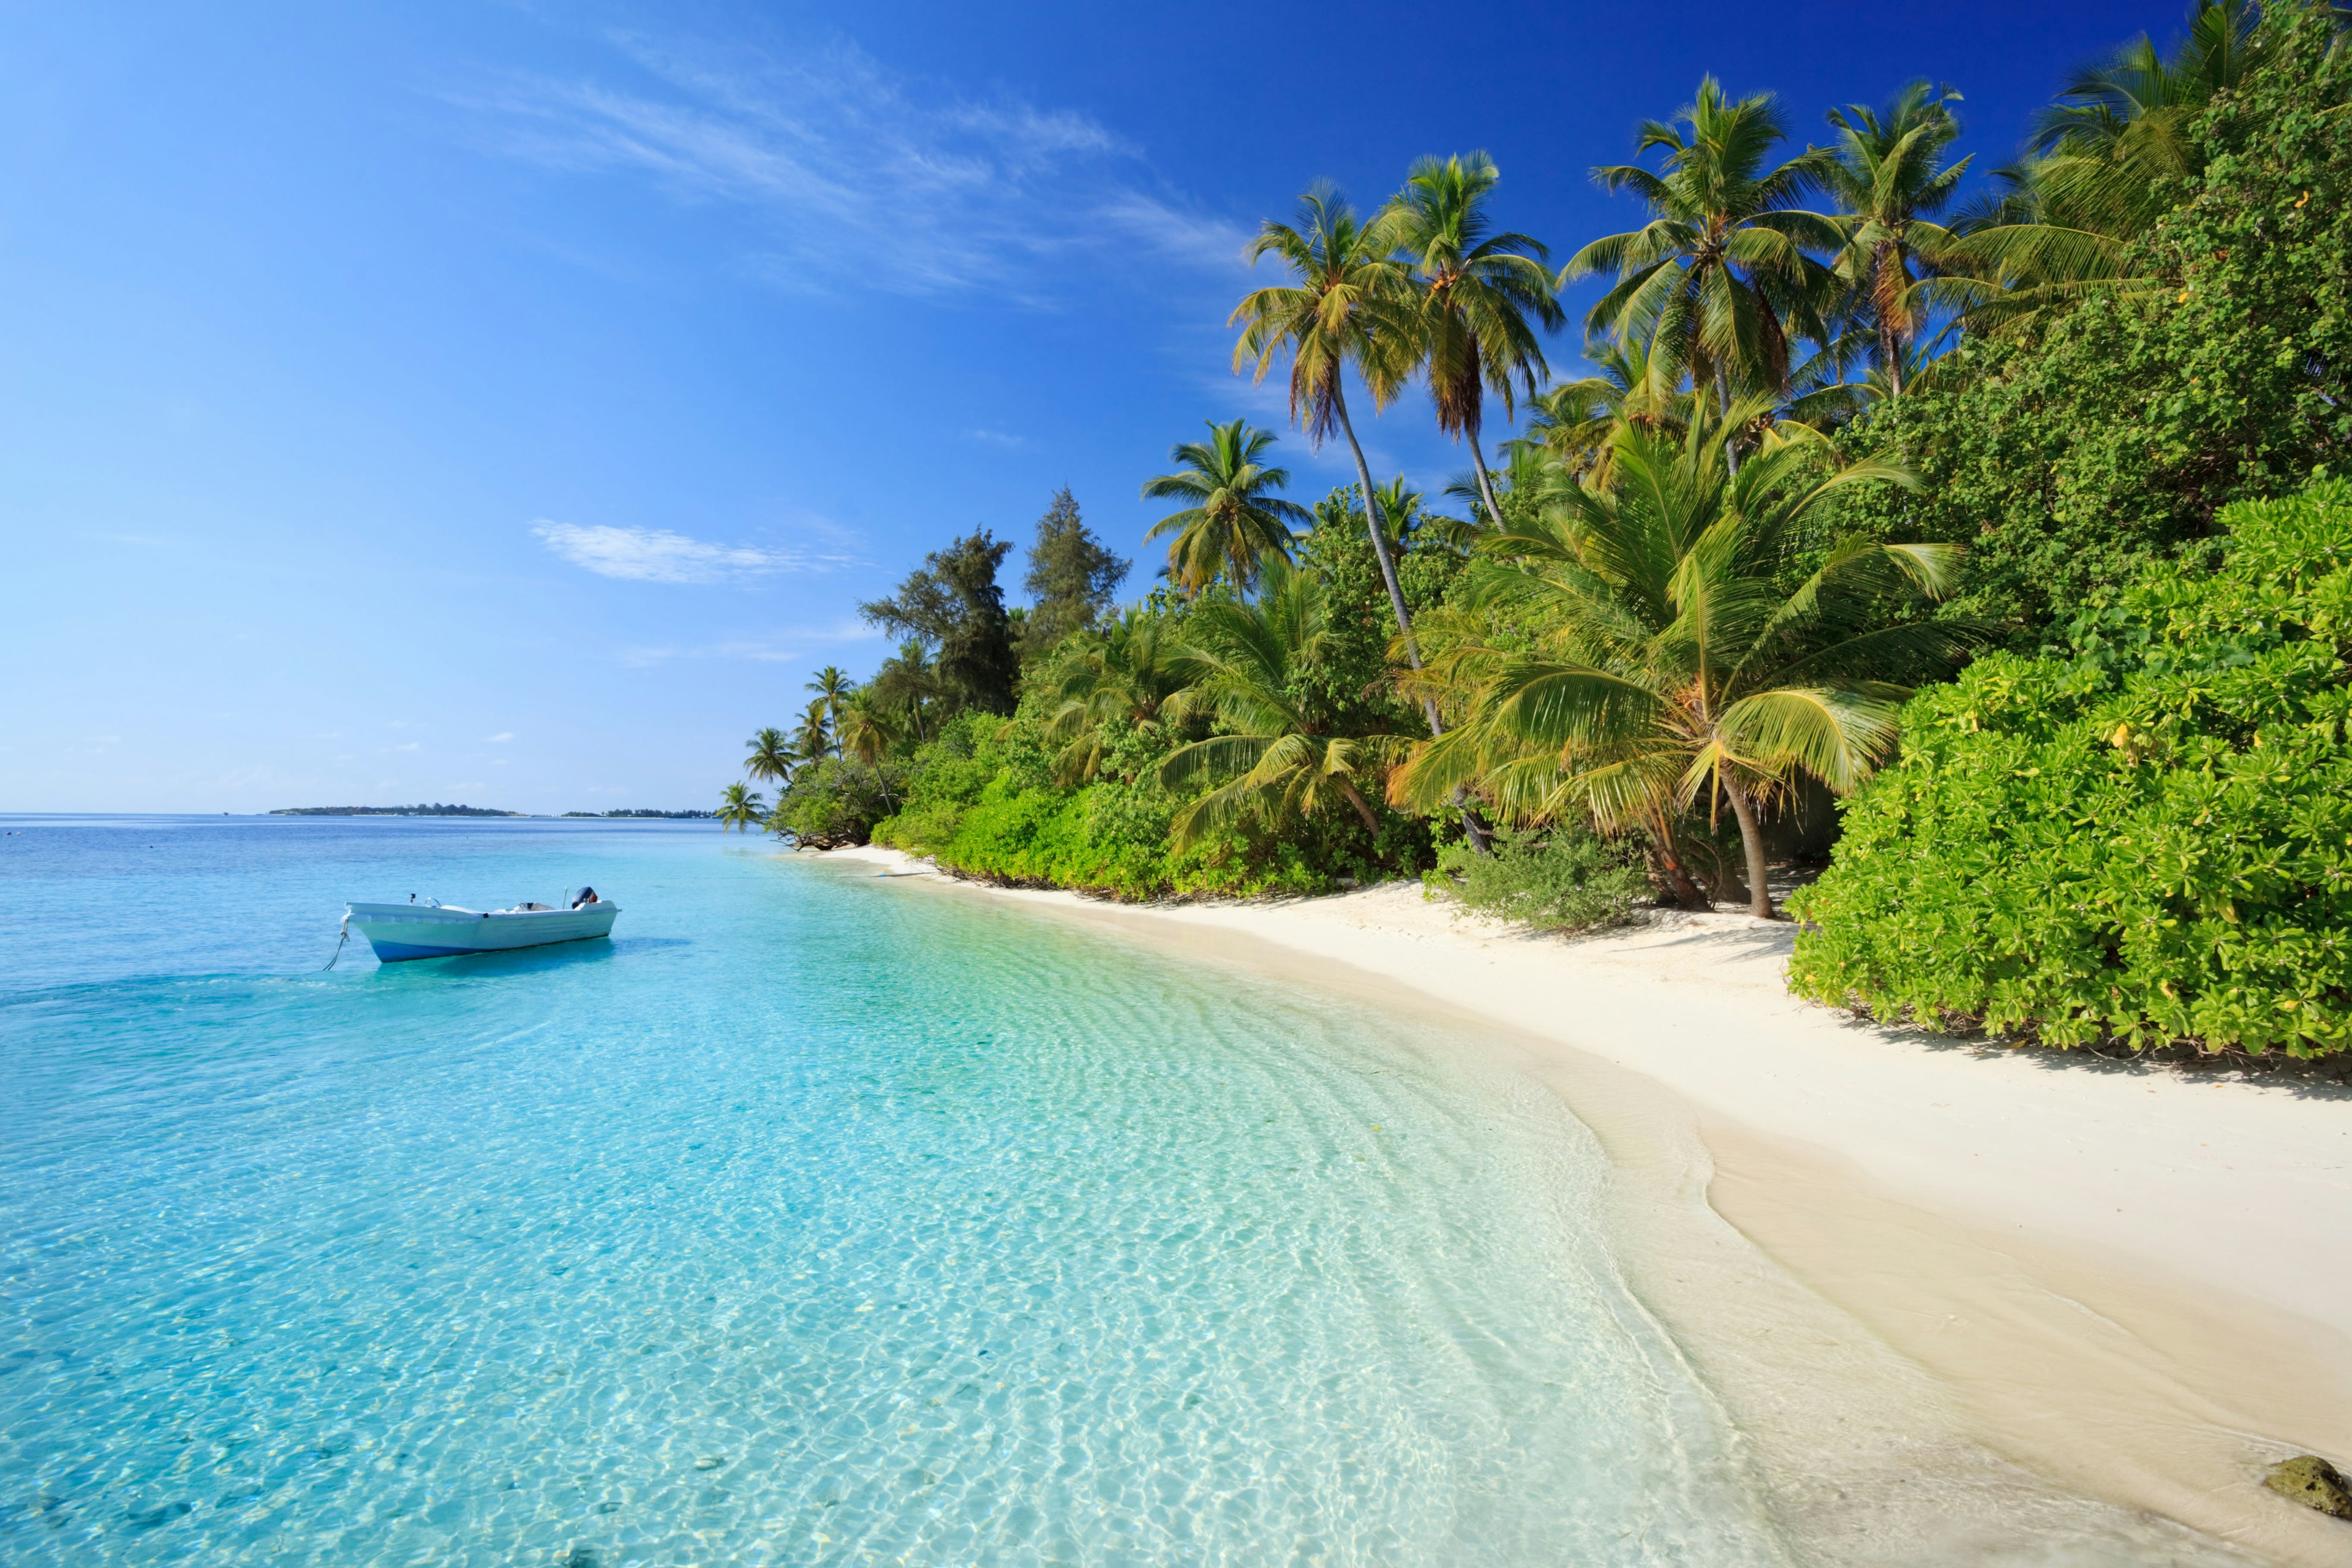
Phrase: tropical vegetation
[
  {"left": 715, "top": 0, "right": 2352, "bottom": 1050},
  {"left": 1789, "top": 481, "right": 2352, "bottom": 1056}
]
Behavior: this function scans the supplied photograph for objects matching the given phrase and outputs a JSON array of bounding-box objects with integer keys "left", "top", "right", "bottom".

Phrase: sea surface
[{"left": 0, "top": 815, "right": 1784, "bottom": 1567}]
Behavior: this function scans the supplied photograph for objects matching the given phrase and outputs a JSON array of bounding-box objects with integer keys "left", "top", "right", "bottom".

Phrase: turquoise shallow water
[{"left": 0, "top": 815, "right": 1784, "bottom": 1566}]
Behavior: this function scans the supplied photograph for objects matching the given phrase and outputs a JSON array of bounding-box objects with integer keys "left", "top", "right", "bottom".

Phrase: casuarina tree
[
  {"left": 860, "top": 530, "right": 1020, "bottom": 716},
  {"left": 1022, "top": 488, "right": 1129, "bottom": 660}
]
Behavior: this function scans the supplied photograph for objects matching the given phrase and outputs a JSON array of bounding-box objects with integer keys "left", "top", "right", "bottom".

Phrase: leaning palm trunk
[
  {"left": 1331, "top": 398, "right": 1492, "bottom": 854},
  {"left": 1467, "top": 437, "right": 1507, "bottom": 530},
  {"left": 1717, "top": 775, "right": 1774, "bottom": 918},
  {"left": 1711, "top": 364, "right": 1740, "bottom": 477},
  {"left": 1332, "top": 394, "right": 1423, "bottom": 674}
]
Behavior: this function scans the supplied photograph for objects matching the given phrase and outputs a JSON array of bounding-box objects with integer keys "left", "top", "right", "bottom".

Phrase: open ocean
[{"left": 0, "top": 814, "right": 1782, "bottom": 1566}]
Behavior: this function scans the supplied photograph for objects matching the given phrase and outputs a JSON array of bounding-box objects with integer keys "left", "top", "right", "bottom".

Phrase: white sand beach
[{"left": 820, "top": 844, "right": 2352, "bottom": 1565}]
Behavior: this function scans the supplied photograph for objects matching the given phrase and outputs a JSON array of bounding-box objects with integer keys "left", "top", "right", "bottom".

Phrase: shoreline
[{"left": 815, "top": 845, "right": 2352, "bottom": 1564}]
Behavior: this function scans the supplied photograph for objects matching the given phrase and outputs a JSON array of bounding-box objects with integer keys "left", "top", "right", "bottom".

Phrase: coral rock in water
[{"left": 2265, "top": 1455, "right": 2352, "bottom": 1520}]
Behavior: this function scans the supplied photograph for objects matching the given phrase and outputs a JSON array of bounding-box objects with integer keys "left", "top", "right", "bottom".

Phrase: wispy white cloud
[
  {"left": 393, "top": 742, "right": 421, "bottom": 752},
  {"left": 964, "top": 428, "right": 1025, "bottom": 449},
  {"left": 614, "top": 619, "right": 878, "bottom": 667},
  {"left": 453, "top": 32, "right": 1249, "bottom": 298},
  {"left": 533, "top": 521, "right": 847, "bottom": 583},
  {"left": 485, "top": 731, "right": 514, "bottom": 742},
  {"left": 619, "top": 644, "right": 679, "bottom": 667},
  {"left": 707, "top": 640, "right": 802, "bottom": 662}
]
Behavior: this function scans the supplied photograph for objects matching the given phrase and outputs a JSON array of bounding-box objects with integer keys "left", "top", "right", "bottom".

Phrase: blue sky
[{"left": 3, "top": 0, "right": 2174, "bottom": 813}]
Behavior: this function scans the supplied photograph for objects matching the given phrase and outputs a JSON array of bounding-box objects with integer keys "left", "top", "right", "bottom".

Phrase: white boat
[{"left": 344, "top": 897, "right": 620, "bottom": 962}]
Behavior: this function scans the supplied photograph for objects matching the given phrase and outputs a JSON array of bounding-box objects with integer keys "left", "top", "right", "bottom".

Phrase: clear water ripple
[{"left": 0, "top": 816, "right": 1781, "bottom": 1566}]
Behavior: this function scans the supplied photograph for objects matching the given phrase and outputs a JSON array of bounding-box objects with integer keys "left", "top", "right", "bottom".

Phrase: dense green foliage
[
  {"left": 871, "top": 707, "right": 1424, "bottom": 900},
  {"left": 1789, "top": 482, "right": 2352, "bottom": 1055},
  {"left": 764, "top": 758, "right": 908, "bottom": 850},
  {"left": 1425, "top": 826, "right": 1650, "bottom": 932},
  {"left": 1838, "top": 3, "right": 2352, "bottom": 641},
  {"left": 725, "top": 2, "right": 2352, "bottom": 995},
  {"left": 840, "top": 485, "right": 1465, "bottom": 900}
]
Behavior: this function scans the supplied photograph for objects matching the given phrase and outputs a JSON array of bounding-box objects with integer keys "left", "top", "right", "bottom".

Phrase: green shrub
[
  {"left": 1788, "top": 481, "right": 2352, "bottom": 1056},
  {"left": 1425, "top": 826, "right": 1651, "bottom": 933},
  {"left": 870, "top": 715, "right": 1006, "bottom": 852},
  {"left": 766, "top": 758, "right": 906, "bottom": 849},
  {"left": 873, "top": 702, "right": 1430, "bottom": 900}
]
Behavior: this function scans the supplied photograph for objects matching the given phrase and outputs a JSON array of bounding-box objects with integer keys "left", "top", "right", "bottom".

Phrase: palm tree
[
  {"left": 1379, "top": 152, "right": 1562, "bottom": 528},
  {"left": 717, "top": 782, "right": 766, "bottom": 833},
  {"left": 1357, "top": 474, "right": 1477, "bottom": 557},
  {"left": 792, "top": 696, "right": 833, "bottom": 764},
  {"left": 1139, "top": 420, "right": 1311, "bottom": 592},
  {"left": 806, "top": 666, "right": 856, "bottom": 734},
  {"left": 744, "top": 726, "right": 794, "bottom": 790},
  {"left": 1038, "top": 610, "right": 1190, "bottom": 783},
  {"left": 1159, "top": 559, "right": 1395, "bottom": 845},
  {"left": 1817, "top": 81, "right": 1970, "bottom": 396},
  {"left": 1562, "top": 77, "right": 1842, "bottom": 465},
  {"left": 837, "top": 692, "right": 895, "bottom": 767},
  {"left": 1231, "top": 185, "right": 1429, "bottom": 672},
  {"left": 865, "top": 639, "right": 941, "bottom": 745},
  {"left": 1512, "top": 339, "right": 1690, "bottom": 481},
  {"left": 1390, "top": 404, "right": 1970, "bottom": 918},
  {"left": 2034, "top": 0, "right": 2266, "bottom": 172}
]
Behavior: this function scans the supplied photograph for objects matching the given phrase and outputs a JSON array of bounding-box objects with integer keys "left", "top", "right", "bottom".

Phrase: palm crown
[
  {"left": 1512, "top": 338, "right": 1690, "bottom": 482},
  {"left": 716, "top": 782, "right": 766, "bottom": 834},
  {"left": 1159, "top": 558, "right": 1395, "bottom": 846},
  {"left": 1379, "top": 152, "right": 1561, "bottom": 524},
  {"left": 1038, "top": 609, "right": 1190, "bottom": 784},
  {"left": 743, "top": 726, "right": 793, "bottom": 786},
  {"left": 1818, "top": 80, "right": 1970, "bottom": 395},
  {"left": 1564, "top": 77, "right": 1842, "bottom": 418},
  {"left": 805, "top": 666, "right": 855, "bottom": 735},
  {"left": 1140, "top": 419, "right": 1311, "bottom": 593},
  {"left": 1942, "top": 2, "right": 2265, "bottom": 326}
]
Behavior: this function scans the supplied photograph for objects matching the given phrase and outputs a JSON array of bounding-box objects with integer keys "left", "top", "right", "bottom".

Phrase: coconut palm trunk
[
  {"left": 1873, "top": 243, "right": 1908, "bottom": 397},
  {"left": 1719, "top": 775, "right": 1774, "bottom": 918},
  {"left": 1711, "top": 362, "right": 1741, "bottom": 477},
  {"left": 1332, "top": 398, "right": 1493, "bottom": 855},
  {"left": 1336, "top": 776, "right": 1381, "bottom": 832},
  {"left": 1467, "top": 436, "right": 1507, "bottom": 529},
  {"left": 1639, "top": 807, "right": 1709, "bottom": 910},
  {"left": 1330, "top": 394, "right": 1423, "bottom": 673}
]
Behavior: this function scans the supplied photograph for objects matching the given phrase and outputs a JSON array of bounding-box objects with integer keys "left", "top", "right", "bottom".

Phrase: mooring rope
[{"left": 320, "top": 919, "right": 350, "bottom": 971}]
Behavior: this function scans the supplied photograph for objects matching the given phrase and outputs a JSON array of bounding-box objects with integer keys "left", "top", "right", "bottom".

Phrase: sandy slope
[{"left": 815, "top": 846, "right": 2352, "bottom": 1564}]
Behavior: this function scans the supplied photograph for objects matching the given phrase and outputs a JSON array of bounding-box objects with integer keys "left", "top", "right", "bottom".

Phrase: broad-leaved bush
[
  {"left": 1425, "top": 827, "right": 1650, "bottom": 933},
  {"left": 1789, "top": 481, "right": 2352, "bottom": 1055}
]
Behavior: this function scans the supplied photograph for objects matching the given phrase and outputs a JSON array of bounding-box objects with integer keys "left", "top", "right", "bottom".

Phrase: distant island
[
  {"left": 271, "top": 803, "right": 526, "bottom": 818},
  {"left": 561, "top": 809, "right": 716, "bottom": 820}
]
